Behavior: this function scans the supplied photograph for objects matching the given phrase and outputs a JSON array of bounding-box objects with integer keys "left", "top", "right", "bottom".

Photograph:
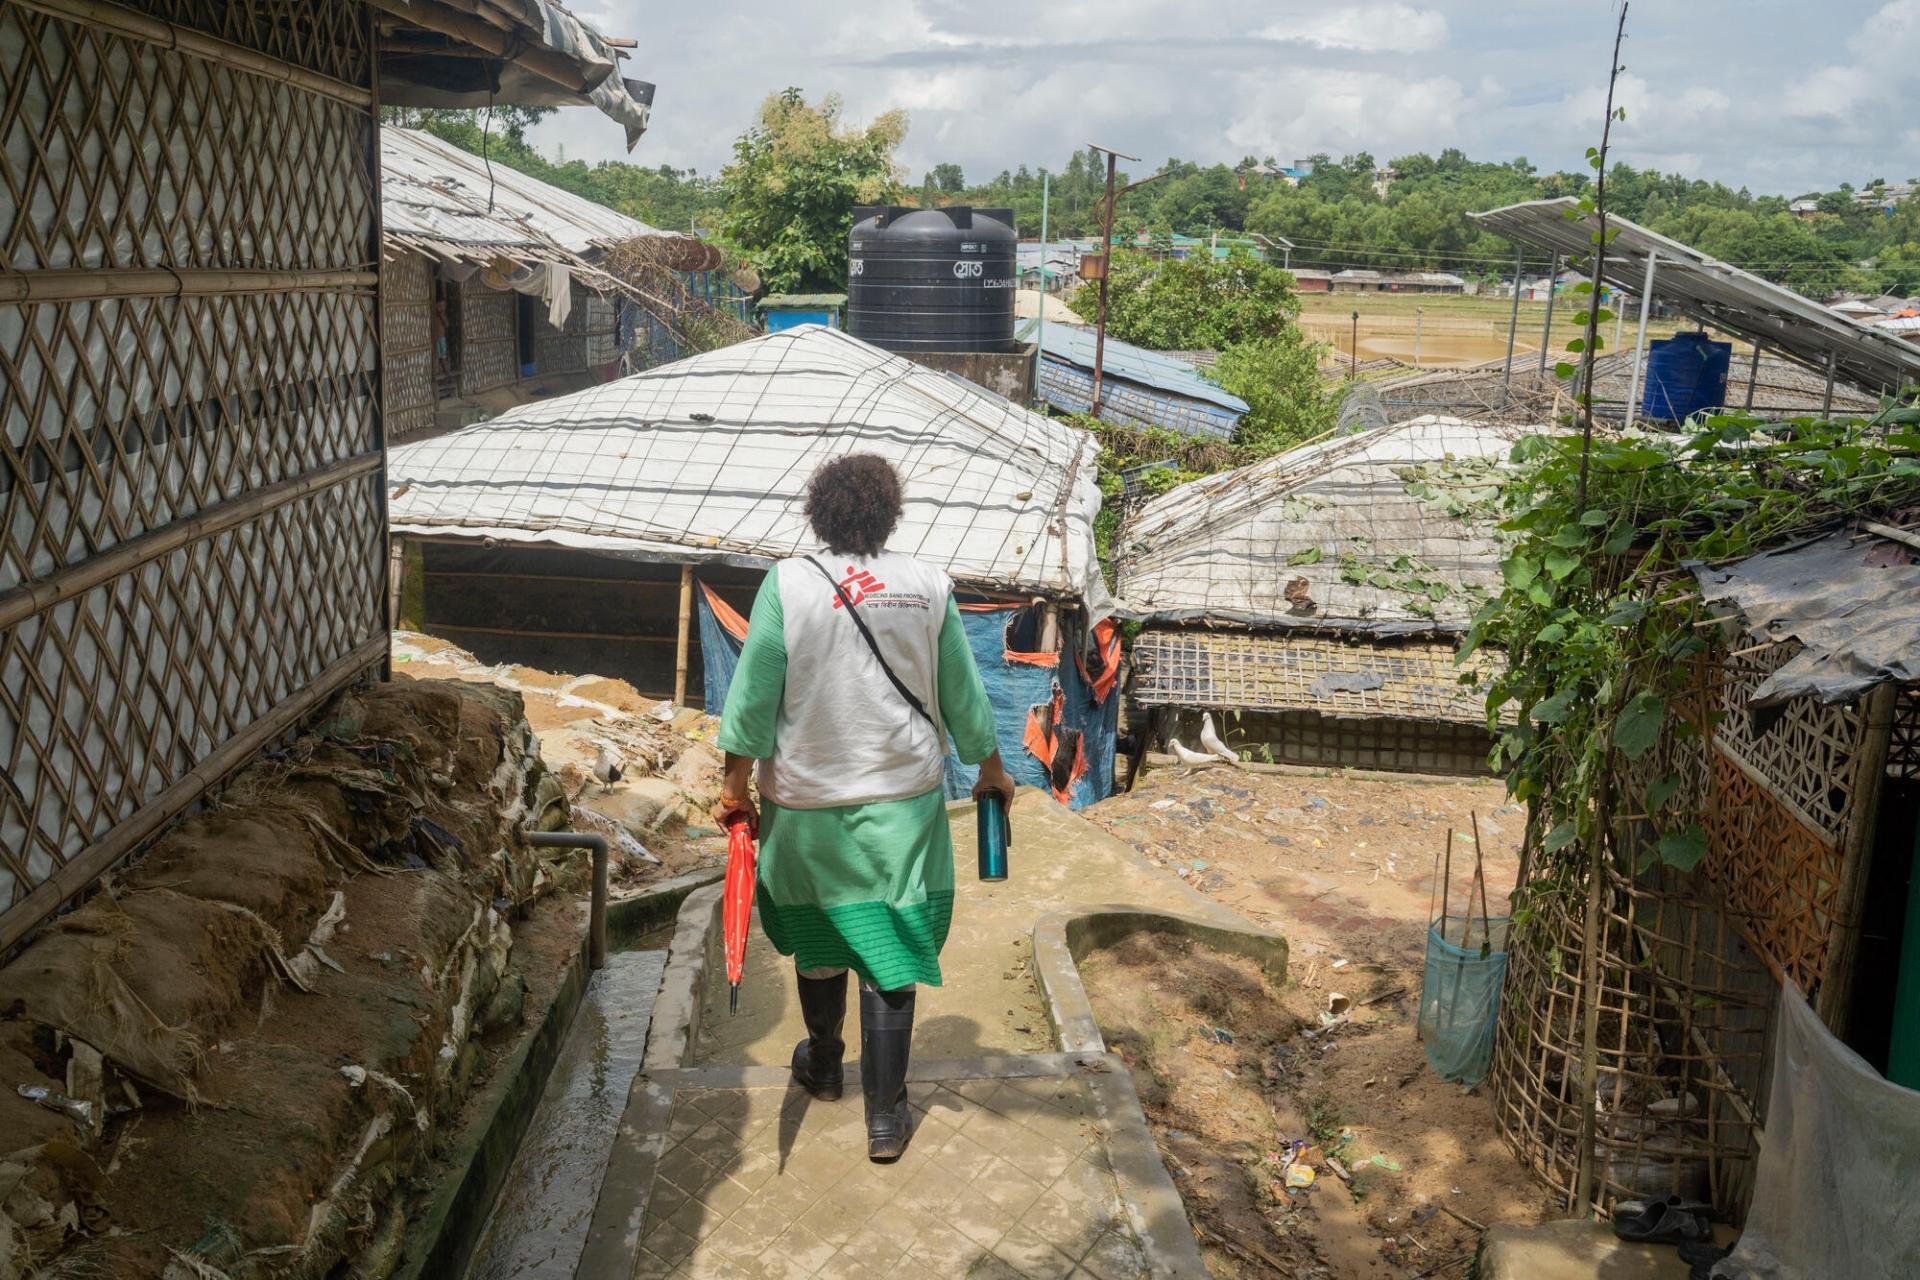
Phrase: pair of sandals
[{"left": 1612, "top": 1197, "right": 1730, "bottom": 1278}]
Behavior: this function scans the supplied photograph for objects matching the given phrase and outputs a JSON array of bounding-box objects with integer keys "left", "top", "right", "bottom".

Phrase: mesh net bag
[{"left": 1418, "top": 913, "right": 1511, "bottom": 1086}]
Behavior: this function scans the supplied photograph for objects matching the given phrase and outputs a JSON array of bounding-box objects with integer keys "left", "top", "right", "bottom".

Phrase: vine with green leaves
[{"left": 1462, "top": 405, "right": 1920, "bottom": 895}]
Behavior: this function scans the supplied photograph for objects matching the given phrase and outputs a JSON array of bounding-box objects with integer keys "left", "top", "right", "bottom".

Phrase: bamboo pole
[
  {"left": 0, "top": 634, "right": 389, "bottom": 952},
  {"left": 0, "top": 452, "right": 383, "bottom": 630},
  {"left": 0, "top": 268, "right": 376, "bottom": 304},
  {"left": 12, "top": 0, "right": 372, "bottom": 106},
  {"left": 1572, "top": 777, "right": 1613, "bottom": 1215},
  {"left": 673, "top": 563, "right": 694, "bottom": 707},
  {"left": 1817, "top": 683, "right": 1900, "bottom": 1033}
]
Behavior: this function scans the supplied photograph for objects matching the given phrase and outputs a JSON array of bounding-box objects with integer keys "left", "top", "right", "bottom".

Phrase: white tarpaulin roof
[
  {"left": 389, "top": 325, "right": 1114, "bottom": 611},
  {"left": 381, "top": 127, "right": 669, "bottom": 258},
  {"left": 1119, "top": 417, "right": 1522, "bottom": 634},
  {"left": 1472, "top": 199, "right": 1920, "bottom": 395}
]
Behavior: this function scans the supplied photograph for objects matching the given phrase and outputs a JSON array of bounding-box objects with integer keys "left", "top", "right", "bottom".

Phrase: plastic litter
[
  {"left": 1369, "top": 1154, "right": 1401, "bottom": 1171},
  {"left": 1285, "top": 1164, "right": 1316, "bottom": 1189}
]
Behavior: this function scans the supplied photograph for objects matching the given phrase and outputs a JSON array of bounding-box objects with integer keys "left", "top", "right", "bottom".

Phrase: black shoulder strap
[{"left": 804, "top": 556, "right": 938, "bottom": 729}]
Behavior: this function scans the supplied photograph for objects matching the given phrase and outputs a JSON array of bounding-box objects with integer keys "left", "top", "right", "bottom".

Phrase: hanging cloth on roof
[{"left": 545, "top": 262, "right": 573, "bottom": 328}]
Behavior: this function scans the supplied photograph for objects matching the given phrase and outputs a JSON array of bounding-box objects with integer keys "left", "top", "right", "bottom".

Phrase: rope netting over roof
[
  {"left": 381, "top": 127, "right": 669, "bottom": 258},
  {"left": 1118, "top": 416, "right": 1523, "bottom": 634},
  {"left": 389, "top": 326, "right": 1113, "bottom": 612}
]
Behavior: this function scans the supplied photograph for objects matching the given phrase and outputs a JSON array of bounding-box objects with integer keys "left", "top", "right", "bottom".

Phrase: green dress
[{"left": 715, "top": 572, "right": 998, "bottom": 989}]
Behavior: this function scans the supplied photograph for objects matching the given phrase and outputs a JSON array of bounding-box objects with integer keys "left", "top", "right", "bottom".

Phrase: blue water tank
[{"left": 1642, "top": 331, "right": 1732, "bottom": 422}]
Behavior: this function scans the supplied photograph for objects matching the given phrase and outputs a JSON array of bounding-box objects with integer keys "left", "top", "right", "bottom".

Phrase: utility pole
[
  {"left": 1085, "top": 143, "right": 1164, "bottom": 418},
  {"left": 1034, "top": 172, "right": 1049, "bottom": 409},
  {"left": 1414, "top": 307, "right": 1423, "bottom": 366},
  {"left": 1349, "top": 310, "right": 1359, "bottom": 379}
]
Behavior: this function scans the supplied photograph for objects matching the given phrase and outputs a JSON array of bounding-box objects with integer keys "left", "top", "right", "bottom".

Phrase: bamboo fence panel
[
  {"left": 0, "top": 0, "right": 385, "bottom": 946},
  {"left": 382, "top": 248, "right": 436, "bottom": 440},
  {"left": 458, "top": 281, "right": 518, "bottom": 395},
  {"left": 1489, "top": 640, "right": 1887, "bottom": 1221}
]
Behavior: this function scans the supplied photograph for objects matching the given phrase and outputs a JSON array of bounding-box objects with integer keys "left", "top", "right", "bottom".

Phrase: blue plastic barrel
[{"left": 1642, "top": 331, "right": 1732, "bottom": 422}]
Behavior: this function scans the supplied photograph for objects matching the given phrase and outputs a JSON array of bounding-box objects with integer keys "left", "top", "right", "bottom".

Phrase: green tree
[
  {"left": 1070, "top": 249, "right": 1302, "bottom": 349},
  {"left": 930, "top": 163, "right": 966, "bottom": 193},
  {"left": 717, "top": 88, "right": 907, "bottom": 293},
  {"left": 1212, "top": 333, "right": 1338, "bottom": 454}
]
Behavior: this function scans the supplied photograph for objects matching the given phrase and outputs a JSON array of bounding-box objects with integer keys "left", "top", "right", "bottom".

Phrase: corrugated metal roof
[
  {"left": 1018, "top": 319, "right": 1248, "bottom": 414},
  {"left": 389, "top": 325, "right": 1113, "bottom": 612},
  {"left": 381, "top": 128, "right": 669, "bottom": 257},
  {"left": 1118, "top": 416, "right": 1523, "bottom": 633},
  {"left": 1692, "top": 528, "right": 1920, "bottom": 706},
  {"left": 1472, "top": 198, "right": 1920, "bottom": 395}
]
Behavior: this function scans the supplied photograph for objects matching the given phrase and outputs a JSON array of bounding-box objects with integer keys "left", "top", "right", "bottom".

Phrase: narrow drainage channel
[{"left": 464, "top": 943, "right": 669, "bottom": 1279}]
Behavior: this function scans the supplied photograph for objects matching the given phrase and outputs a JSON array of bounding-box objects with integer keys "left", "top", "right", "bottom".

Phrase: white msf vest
[{"left": 758, "top": 551, "right": 954, "bottom": 809}]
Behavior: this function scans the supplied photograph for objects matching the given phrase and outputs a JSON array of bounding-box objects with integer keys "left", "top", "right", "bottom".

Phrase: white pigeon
[
  {"left": 1199, "top": 713, "right": 1240, "bottom": 766},
  {"left": 1169, "top": 739, "right": 1219, "bottom": 767},
  {"left": 591, "top": 741, "right": 625, "bottom": 793}
]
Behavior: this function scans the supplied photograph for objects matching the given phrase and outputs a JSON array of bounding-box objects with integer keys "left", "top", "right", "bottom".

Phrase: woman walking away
[{"left": 714, "top": 453, "right": 1016, "bottom": 1161}]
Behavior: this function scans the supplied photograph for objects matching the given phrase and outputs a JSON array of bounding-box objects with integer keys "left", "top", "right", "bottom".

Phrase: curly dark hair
[{"left": 804, "top": 454, "right": 904, "bottom": 558}]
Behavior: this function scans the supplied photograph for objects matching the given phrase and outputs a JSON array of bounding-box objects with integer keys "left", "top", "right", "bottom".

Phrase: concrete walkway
[
  {"left": 694, "top": 794, "right": 1238, "bottom": 1068},
  {"left": 579, "top": 793, "right": 1231, "bottom": 1279}
]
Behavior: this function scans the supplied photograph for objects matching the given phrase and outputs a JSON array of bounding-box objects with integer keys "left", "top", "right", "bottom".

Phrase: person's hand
[
  {"left": 972, "top": 757, "right": 1017, "bottom": 804},
  {"left": 712, "top": 790, "right": 757, "bottom": 834},
  {"left": 714, "top": 752, "right": 757, "bottom": 833}
]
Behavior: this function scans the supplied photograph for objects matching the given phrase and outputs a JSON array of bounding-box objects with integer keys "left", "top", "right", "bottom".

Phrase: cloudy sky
[{"left": 538, "top": 1, "right": 1919, "bottom": 197}]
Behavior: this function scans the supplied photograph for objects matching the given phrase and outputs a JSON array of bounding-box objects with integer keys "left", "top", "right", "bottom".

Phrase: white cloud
[
  {"left": 1784, "top": 1, "right": 1920, "bottom": 119},
  {"left": 1259, "top": 5, "right": 1450, "bottom": 54},
  {"left": 522, "top": 0, "right": 1914, "bottom": 197}
]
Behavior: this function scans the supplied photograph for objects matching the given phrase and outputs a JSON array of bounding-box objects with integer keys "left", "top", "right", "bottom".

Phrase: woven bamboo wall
[
  {"left": 1491, "top": 642, "right": 1885, "bottom": 1219},
  {"left": 383, "top": 249, "right": 436, "bottom": 441},
  {"left": 0, "top": 0, "right": 386, "bottom": 947},
  {"left": 582, "top": 289, "right": 621, "bottom": 366},
  {"left": 1131, "top": 629, "right": 1501, "bottom": 726},
  {"left": 532, "top": 281, "right": 590, "bottom": 376},
  {"left": 459, "top": 282, "right": 518, "bottom": 395}
]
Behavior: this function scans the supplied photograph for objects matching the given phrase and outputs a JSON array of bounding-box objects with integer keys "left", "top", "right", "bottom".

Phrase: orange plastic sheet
[
  {"left": 1077, "top": 619, "right": 1122, "bottom": 704},
  {"left": 1022, "top": 686, "right": 1088, "bottom": 804},
  {"left": 701, "top": 580, "right": 749, "bottom": 642}
]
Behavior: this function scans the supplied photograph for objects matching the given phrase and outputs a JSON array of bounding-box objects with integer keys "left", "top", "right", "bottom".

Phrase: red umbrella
[{"left": 722, "top": 814, "right": 757, "bottom": 1015}]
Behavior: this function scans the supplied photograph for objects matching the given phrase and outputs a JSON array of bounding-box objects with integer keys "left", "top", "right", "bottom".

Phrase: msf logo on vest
[{"left": 831, "top": 565, "right": 885, "bottom": 608}]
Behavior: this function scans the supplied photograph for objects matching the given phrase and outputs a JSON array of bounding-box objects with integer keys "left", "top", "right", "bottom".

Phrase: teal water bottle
[{"left": 977, "top": 791, "right": 1011, "bottom": 882}]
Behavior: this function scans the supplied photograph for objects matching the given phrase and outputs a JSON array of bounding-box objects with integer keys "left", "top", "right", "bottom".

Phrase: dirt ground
[
  {"left": 1079, "top": 762, "right": 1555, "bottom": 1277},
  {"left": 1297, "top": 292, "right": 1687, "bottom": 368}
]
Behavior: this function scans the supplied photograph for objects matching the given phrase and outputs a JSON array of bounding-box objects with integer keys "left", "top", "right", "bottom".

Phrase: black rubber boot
[
  {"left": 859, "top": 985, "right": 916, "bottom": 1161},
  {"left": 790, "top": 971, "right": 847, "bottom": 1101}
]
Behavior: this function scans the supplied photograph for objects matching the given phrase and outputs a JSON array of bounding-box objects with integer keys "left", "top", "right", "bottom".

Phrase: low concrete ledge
[
  {"left": 1031, "top": 905, "right": 1290, "bottom": 1055},
  {"left": 397, "top": 868, "right": 719, "bottom": 1280},
  {"left": 641, "top": 880, "right": 725, "bottom": 1075}
]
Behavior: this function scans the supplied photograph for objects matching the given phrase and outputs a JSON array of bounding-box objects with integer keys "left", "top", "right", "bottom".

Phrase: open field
[{"left": 1299, "top": 291, "right": 1692, "bottom": 368}]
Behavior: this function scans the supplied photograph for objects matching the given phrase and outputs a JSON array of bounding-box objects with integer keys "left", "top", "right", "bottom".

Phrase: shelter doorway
[
  {"left": 1846, "top": 770, "right": 1920, "bottom": 1086},
  {"left": 433, "top": 275, "right": 462, "bottom": 398}
]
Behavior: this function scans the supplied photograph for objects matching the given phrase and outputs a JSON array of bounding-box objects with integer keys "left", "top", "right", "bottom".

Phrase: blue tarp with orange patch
[{"left": 698, "top": 584, "right": 1118, "bottom": 810}]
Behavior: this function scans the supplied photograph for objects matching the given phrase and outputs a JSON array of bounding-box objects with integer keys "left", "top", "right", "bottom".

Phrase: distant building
[
  {"left": 1288, "top": 268, "right": 1334, "bottom": 293},
  {"left": 1790, "top": 198, "right": 1822, "bottom": 221},
  {"left": 1855, "top": 182, "right": 1915, "bottom": 214},
  {"left": 1331, "top": 269, "right": 1466, "bottom": 294},
  {"left": 1242, "top": 159, "right": 1314, "bottom": 186},
  {"left": 1372, "top": 166, "right": 1399, "bottom": 197}
]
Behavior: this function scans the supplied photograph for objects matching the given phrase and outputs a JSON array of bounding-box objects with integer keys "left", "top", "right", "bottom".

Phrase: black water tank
[{"left": 846, "top": 206, "right": 1018, "bottom": 353}]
